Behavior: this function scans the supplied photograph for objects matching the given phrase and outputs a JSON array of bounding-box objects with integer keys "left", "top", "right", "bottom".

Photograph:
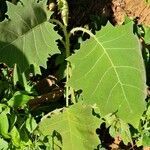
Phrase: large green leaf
[
  {"left": 38, "top": 103, "right": 100, "bottom": 150},
  {"left": 0, "top": 0, "right": 60, "bottom": 72},
  {"left": 68, "top": 23, "right": 146, "bottom": 128}
]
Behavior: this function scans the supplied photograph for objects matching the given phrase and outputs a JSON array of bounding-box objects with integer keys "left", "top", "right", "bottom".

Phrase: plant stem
[
  {"left": 49, "top": 19, "right": 75, "bottom": 107},
  {"left": 65, "top": 30, "right": 70, "bottom": 107},
  {"left": 65, "top": 28, "right": 76, "bottom": 106},
  {"left": 66, "top": 63, "right": 69, "bottom": 107},
  {"left": 65, "top": 30, "right": 70, "bottom": 58},
  {"left": 70, "top": 27, "right": 95, "bottom": 38}
]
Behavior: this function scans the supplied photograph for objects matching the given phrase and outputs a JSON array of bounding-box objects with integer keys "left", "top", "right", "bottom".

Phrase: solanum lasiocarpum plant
[{"left": 0, "top": 0, "right": 149, "bottom": 149}]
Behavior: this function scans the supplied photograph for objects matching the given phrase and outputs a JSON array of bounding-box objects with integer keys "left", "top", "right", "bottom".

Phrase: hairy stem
[
  {"left": 49, "top": 19, "right": 75, "bottom": 107},
  {"left": 65, "top": 30, "right": 71, "bottom": 107},
  {"left": 70, "top": 27, "right": 95, "bottom": 38}
]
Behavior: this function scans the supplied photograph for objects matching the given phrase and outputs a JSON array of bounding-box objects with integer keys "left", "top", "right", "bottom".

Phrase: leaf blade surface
[
  {"left": 0, "top": 0, "right": 60, "bottom": 72},
  {"left": 38, "top": 103, "right": 100, "bottom": 150},
  {"left": 68, "top": 23, "right": 146, "bottom": 127}
]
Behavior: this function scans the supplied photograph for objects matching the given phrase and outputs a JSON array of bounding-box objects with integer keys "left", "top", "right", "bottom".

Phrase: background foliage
[{"left": 0, "top": 0, "right": 150, "bottom": 149}]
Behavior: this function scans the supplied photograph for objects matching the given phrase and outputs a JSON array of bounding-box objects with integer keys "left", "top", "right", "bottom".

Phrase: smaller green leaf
[
  {"left": 142, "top": 132, "right": 150, "bottom": 146},
  {"left": 8, "top": 91, "right": 32, "bottom": 108},
  {"left": 57, "top": 0, "right": 69, "bottom": 26},
  {"left": 26, "top": 115, "right": 37, "bottom": 133},
  {"left": 8, "top": 112, "right": 17, "bottom": 132},
  {"left": 0, "top": 138, "right": 9, "bottom": 150},
  {"left": 104, "top": 114, "right": 117, "bottom": 126},
  {"left": 144, "top": 26, "right": 150, "bottom": 44},
  {"left": 13, "top": 64, "right": 32, "bottom": 92},
  {"left": 0, "top": 105, "right": 10, "bottom": 139},
  {"left": 0, "top": 112, "right": 10, "bottom": 139},
  {"left": 9, "top": 126, "right": 20, "bottom": 147},
  {"left": 38, "top": 103, "right": 101, "bottom": 150},
  {"left": 109, "top": 126, "right": 117, "bottom": 139},
  {"left": 0, "top": 0, "right": 60, "bottom": 72},
  {"left": 19, "top": 128, "right": 32, "bottom": 145},
  {"left": 136, "top": 137, "right": 143, "bottom": 147},
  {"left": 146, "top": 105, "right": 150, "bottom": 119},
  {"left": 119, "top": 121, "right": 132, "bottom": 145},
  {"left": 13, "top": 64, "right": 22, "bottom": 87},
  {"left": 107, "top": 115, "right": 132, "bottom": 145}
]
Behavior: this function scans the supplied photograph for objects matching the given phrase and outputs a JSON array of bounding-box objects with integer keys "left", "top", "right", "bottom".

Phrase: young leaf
[
  {"left": 13, "top": 64, "right": 32, "bottom": 92},
  {"left": 57, "top": 0, "right": 69, "bottom": 26},
  {"left": 119, "top": 120, "right": 132, "bottom": 145},
  {"left": 9, "top": 126, "right": 21, "bottom": 147},
  {"left": 0, "top": 138, "right": 9, "bottom": 150},
  {"left": 0, "top": 104, "right": 10, "bottom": 139},
  {"left": 8, "top": 91, "right": 32, "bottom": 108},
  {"left": 0, "top": 0, "right": 60, "bottom": 72},
  {"left": 67, "top": 23, "right": 146, "bottom": 128},
  {"left": 26, "top": 115, "right": 37, "bottom": 133},
  {"left": 142, "top": 133, "right": 150, "bottom": 146},
  {"left": 38, "top": 103, "right": 101, "bottom": 150},
  {"left": 0, "top": 112, "right": 10, "bottom": 139}
]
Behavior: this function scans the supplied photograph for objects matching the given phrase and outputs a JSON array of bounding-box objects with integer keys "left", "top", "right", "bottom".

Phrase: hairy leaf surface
[
  {"left": 68, "top": 23, "right": 146, "bottom": 127},
  {"left": 0, "top": 0, "right": 60, "bottom": 72},
  {"left": 38, "top": 103, "right": 100, "bottom": 150}
]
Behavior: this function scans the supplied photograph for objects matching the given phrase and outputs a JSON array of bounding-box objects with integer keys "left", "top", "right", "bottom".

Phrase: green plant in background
[
  {"left": 0, "top": 0, "right": 150, "bottom": 149},
  {"left": 0, "top": 0, "right": 60, "bottom": 73}
]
